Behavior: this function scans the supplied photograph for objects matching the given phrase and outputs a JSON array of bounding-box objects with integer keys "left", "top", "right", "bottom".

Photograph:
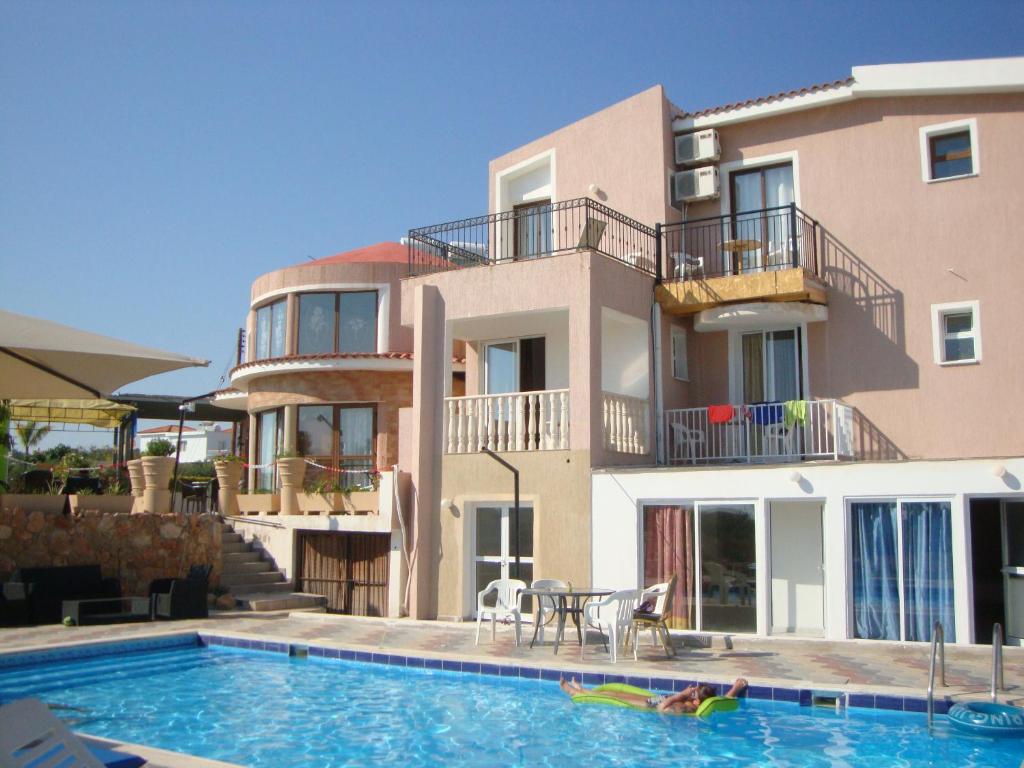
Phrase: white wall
[
  {"left": 601, "top": 308, "right": 650, "bottom": 398},
  {"left": 591, "top": 457, "right": 1024, "bottom": 644},
  {"left": 769, "top": 500, "right": 824, "bottom": 636}
]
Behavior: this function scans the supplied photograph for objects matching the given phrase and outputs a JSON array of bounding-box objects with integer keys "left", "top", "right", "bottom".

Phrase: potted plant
[
  {"left": 275, "top": 449, "right": 306, "bottom": 516},
  {"left": 141, "top": 438, "right": 176, "bottom": 514},
  {"left": 212, "top": 453, "right": 244, "bottom": 517}
]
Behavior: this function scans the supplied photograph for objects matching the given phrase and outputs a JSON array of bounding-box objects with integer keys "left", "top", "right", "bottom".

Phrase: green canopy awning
[{"left": 9, "top": 399, "right": 136, "bottom": 429}]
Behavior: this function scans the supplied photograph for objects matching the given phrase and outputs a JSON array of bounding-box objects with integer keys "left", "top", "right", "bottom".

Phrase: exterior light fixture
[
  {"left": 992, "top": 464, "right": 1008, "bottom": 479},
  {"left": 789, "top": 471, "right": 803, "bottom": 484}
]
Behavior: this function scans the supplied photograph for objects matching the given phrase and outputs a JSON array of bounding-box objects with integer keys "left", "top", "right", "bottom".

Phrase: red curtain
[{"left": 643, "top": 505, "right": 695, "bottom": 629}]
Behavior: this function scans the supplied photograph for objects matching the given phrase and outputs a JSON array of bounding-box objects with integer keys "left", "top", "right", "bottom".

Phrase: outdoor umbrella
[{"left": 0, "top": 309, "right": 209, "bottom": 399}]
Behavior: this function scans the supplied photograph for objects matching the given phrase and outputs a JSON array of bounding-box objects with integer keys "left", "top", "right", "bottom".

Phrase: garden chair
[
  {"left": 582, "top": 589, "right": 640, "bottom": 664},
  {"left": 631, "top": 574, "right": 677, "bottom": 659},
  {"left": 149, "top": 564, "right": 211, "bottom": 620},
  {"left": 529, "top": 578, "right": 566, "bottom": 644},
  {"left": 475, "top": 578, "right": 526, "bottom": 646}
]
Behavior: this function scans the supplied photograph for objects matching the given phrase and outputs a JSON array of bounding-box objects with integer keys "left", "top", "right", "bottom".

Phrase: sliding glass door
[{"left": 850, "top": 500, "right": 955, "bottom": 641}]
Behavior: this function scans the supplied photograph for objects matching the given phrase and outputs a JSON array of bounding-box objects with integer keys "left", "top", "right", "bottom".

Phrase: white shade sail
[{"left": 0, "top": 309, "right": 208, "bottom": 399}]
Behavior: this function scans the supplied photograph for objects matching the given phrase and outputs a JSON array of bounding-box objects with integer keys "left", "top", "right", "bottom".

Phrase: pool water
[{"left": 1, "top": 643, "right": 1020, "bottom": 767}]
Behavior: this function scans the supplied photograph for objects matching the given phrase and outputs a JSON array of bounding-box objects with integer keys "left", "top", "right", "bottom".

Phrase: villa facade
[{"left": 399, "top": 57, "right": 1024, "bottom": 647}]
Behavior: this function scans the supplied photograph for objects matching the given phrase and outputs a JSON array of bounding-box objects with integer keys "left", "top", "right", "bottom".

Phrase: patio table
[{"left": 521, "top": 586, "right": 613, "bottom": 654}]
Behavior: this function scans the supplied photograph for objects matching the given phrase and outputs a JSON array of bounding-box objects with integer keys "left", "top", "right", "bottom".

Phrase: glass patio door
[
  {"left": 473, "top": 503, "right": 534, "bottom": 614},
  {"left": 1002, "top": 501, "right": 1024, "bottom": 644},
  {"left": 730, "top": 164, "right": 794, "bottom": 272},
  {"left": 741, "top": 329, "right": 802, "bottom": 403},
  {"left": 698, "top": 503, "right": 757, "bottom": 633}
]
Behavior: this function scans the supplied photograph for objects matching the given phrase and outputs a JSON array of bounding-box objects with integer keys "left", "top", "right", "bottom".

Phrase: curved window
[
  {"left": 297, "top": 291, "right": 378, "bottom": 355},
  {"left": 254, "top": 300, "right": 287, "bottom": 360}
]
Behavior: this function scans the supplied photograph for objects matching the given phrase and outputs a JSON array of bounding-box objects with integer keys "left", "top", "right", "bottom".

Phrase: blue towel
[
  {"left": 750, "top": 402, "right": 783, "bottom": 425},
  {"left": 87, "top": 744, "right": 146, "bottom": 768}
]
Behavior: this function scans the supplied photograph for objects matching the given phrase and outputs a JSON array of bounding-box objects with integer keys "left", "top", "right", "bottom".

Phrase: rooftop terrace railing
[
  {"left": 407, "top": 197, "right": 658, "bottom": 277},
  {"left": 661, "top": 203, "right": 819, "bottom": 281}
]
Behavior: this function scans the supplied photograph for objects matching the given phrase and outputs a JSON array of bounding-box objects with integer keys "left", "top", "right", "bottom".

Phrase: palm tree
[{"left": 15, "top": 421, "right": 51, "bottom": 459}]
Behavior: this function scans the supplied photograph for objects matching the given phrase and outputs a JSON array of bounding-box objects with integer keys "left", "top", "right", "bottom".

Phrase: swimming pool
[{"left": 1, "top": 635, "right": 1019, "bottom": 767}]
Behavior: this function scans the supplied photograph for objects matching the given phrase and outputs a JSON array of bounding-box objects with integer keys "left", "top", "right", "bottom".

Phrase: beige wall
[
  {"left": 680, "top": 93, "right": 1024, "bottom": 459},
  {"left": 488, "top": 85, "right": 678, "bottom": 229},
  {"left": 434, "top": 451, "right": 592, "bottom": 621}
]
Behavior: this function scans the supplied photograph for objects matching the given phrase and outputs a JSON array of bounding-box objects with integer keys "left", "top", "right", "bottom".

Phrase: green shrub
[{"left": 143, "top": 439, "right": 175, "bottom": 457}]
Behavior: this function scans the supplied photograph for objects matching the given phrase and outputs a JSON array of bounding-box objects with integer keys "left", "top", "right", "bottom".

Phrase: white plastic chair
[
  {"left": 475, "top": 578, "right": 526, "bottom": 646},
  {"left": 529, "top": 578, "right": 566, "bottom": 644},
  {"left": 582, "top": 589, "right": 640, "bottom": 663},
  {"left": 762, "top": 424, "right": 796, "bottom": 459},
  {"left": 670, "top": 422, "right": 705, "bottom": 464}
]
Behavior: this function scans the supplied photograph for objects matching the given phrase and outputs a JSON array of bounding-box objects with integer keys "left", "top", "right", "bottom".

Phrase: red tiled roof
[
  {"left": 138, "top": 425, "right": 197, "bottom": 434},
  {"left": 301, "top": 242, "right": 408, "bottom": 267},
  {"left": 230, "top": 351, "right": 466, "bottom": 375},
  {"left": 679, "top": 77, "right": 854, "bottom": 119}
]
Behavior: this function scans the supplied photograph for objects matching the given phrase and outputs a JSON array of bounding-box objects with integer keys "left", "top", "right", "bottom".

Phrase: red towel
[{"left": 708, "top": 404, "right": 734, "bottom": 424}]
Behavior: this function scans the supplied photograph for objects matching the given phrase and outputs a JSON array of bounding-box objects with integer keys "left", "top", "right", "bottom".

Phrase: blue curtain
[
  {"left": 902, "top": 502, "right": 956, "bottom": 642},
  {"left": 851, "top": 502, "right": 899, "bottom": 640}
]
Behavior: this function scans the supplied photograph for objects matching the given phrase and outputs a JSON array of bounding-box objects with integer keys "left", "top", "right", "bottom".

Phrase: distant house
[{"left": 136, "top": 423, "right": 231, "bottom": 462}]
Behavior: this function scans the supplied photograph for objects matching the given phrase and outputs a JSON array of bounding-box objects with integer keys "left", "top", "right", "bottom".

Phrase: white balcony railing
[
  {"left": 603, "top": 392, "right": 650, "bottom": 455},
  {"left": 444, "top": 389, "right": 569, "bottom": 454},
  {"left": 664, "top": 399, "right": 854, "bottom": 465}
]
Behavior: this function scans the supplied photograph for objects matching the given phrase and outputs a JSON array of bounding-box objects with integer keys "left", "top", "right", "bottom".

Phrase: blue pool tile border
[{"left": 1, "top": 632, "right": 951, "bottom": 716}]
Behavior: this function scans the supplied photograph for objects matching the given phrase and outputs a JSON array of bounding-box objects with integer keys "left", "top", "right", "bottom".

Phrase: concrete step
[
  {"left": 220, "top": 571, "right": 285, "bottom": 588},
  {"left": 229, "top": 581, "right": 295, "bottom": 597},
  {"left": 221, "top": 560, "right": 274, "bottom": 576},
  {"left": 221, "top": 531, "right": 244, "bottom": 544},
  {"left": 240, "top": 592, "right": 328, "bottom": 612},
  {"left": 221, "top": 541, "right": 250, "bottom": 554},
  {"left": 223, "top": 550, "right": 262, "bottom": 565}
]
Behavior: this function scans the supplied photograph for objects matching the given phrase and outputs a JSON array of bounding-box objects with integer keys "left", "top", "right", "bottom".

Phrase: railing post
[
  {"left": 789, "top": 202, "right": 799, "bottom": 269},
  {"left": 654, "top": 222, "right": 663, "bottom": 283}
]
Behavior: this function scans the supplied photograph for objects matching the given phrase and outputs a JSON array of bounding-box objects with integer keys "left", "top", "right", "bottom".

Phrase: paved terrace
[{"left": 1, "top": 611, "right": 1021, "bottom": 766}]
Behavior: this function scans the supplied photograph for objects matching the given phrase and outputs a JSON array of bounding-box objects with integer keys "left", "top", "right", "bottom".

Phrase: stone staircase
[{"left": 220, "top": 526, "right": 326, "bottom": 613}]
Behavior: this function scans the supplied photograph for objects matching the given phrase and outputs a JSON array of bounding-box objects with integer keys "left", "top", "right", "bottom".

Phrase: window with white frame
[
  {"left": 931, "top": 300, "right": 981, "bottom": 365},
  {"left": 919, "top": 118, "right": 979, "bottom": 182},
  {"left": 671, "top": 326, "right": 688, "bottom": 381}
]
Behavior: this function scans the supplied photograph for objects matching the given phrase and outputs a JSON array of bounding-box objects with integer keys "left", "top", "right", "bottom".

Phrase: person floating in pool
[{"left": 560, "top": 677, "right": 748, "bottom": 714}]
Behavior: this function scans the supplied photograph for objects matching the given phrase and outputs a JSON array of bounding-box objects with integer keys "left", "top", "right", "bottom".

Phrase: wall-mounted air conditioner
[
  {"left": 672, "top": 166, "right": 720, "bottom": 206},
  {"left": 674, "top": 129, "right": 720, "bottom": 166}
]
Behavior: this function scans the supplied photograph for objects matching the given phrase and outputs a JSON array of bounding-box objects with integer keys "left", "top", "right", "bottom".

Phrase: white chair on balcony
[
  {"left": 475, "top": 578, "right": 526, "bottom": 646},
  {"left": 762, "top": 424, "right": 797, "bottom": 460},
  {"left": 670, "top": 422, "right": 705, "bottom": 464},
  {"left": 583, "top": 588, "right": 640, "bottom": 663}
]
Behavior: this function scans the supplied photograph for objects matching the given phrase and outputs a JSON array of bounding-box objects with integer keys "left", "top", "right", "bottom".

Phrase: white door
[
  {"left": 473, "top": 504, "right": 534, "bottom": 616},
  {"left": 770, "top": 501, "right": 825, "bottom": 636},
  {"left": 1001, "top": 501, "right": 1024, "bottom": 644}
]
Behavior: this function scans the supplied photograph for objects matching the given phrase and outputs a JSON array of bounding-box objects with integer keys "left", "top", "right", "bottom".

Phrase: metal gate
[{"left": 297, "top": 532, "right": 389, "bottom": 616}]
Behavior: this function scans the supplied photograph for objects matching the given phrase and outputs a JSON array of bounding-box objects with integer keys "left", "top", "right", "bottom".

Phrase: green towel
[{"left": 783, "top": 400, "right": 807, "bottom": 429}]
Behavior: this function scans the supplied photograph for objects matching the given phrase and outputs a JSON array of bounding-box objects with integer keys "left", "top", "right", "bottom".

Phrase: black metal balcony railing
[
  {"left": 660, "top": 203, "right": 819, "bottom": 281},
  {"left": 407, "top": 197, "right": 658, "bottom": 277}
]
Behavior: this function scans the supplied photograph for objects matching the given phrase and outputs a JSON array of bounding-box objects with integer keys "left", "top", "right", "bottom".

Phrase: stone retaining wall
[{"left": 0, "top": 508, "right": 223, "bottom": 595}]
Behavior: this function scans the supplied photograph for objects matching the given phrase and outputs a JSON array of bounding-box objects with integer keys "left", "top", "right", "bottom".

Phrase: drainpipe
[
  {"left": 652, "top": 301, "right": 665, "bottom": 465},
  {"left": 480, "top": 448, "right": 521, "bottom": 580}
]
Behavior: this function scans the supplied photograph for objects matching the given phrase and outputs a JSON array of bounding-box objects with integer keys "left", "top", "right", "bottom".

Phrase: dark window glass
[
  {"left": 298, "top": 294, "right": 335, "bottom": 355},
  {"left": 338, "top": 292, "right": 378, "bottom": 353},
  {"left": 930, "top": 131, "right": 972, "bottom": 180},
  {"left": 943, "top": 311, "right": 975, "bottom": 361}
]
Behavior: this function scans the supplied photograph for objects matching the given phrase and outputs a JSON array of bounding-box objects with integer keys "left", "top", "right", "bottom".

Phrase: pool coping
[{"left": 0, "top": 629, "right": 955, "bottom": 716}]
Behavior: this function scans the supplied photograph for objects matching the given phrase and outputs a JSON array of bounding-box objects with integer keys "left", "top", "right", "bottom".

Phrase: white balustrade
[
  {"left": 664, "top": 399, "right": 856, "bottom": 465},
  {"left": 444, "top": 389, "right": 569, "bottom": 454},
  {"left": 603, "top": 392, "right": 650, "bottom": 454}
]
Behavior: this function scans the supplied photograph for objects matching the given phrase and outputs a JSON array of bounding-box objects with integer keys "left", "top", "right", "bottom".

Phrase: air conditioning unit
[
  {"left": 672, "top": 166, "right": 720, "bottom": 206},
  {"left": 675, "top": 129, "right": 720, "bottom": 166}
]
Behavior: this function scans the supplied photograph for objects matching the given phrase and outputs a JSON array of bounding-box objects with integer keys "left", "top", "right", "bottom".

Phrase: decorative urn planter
[
  {"left": 276, "top": 457, "right": 307, "bottom": 515},
  {"left": 213, "top": 460, "right": 243, "bottom": 517},
  {"left": 126, "top": 458, "right": 146, "bottom": 514},
  {"left": 140, "top": 456, "right": 175, "bottom": 514}
]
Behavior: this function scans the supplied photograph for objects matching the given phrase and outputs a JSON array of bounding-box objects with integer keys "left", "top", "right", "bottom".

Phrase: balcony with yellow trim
[{"left": 656, "top": 204, "right": 828, "bottom": 316}]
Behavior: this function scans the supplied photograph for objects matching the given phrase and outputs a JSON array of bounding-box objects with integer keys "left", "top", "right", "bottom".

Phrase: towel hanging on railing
[
  {"left": 783, "top": 400, "right": 808, "bottom": 429},
  {"left": 707, "top": 404, "right": 734, "bottom": 424},
  {"left": 749, "top": 402, "right": 783, "bottom": 425}
]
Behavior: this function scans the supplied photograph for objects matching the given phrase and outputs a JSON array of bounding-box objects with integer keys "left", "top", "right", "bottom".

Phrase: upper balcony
[
  {"left": 406, "top": 197, "right": 658, "bottom": 278},
  {"left": 656, "top": 203, "right": 828, "bottom": 316}
]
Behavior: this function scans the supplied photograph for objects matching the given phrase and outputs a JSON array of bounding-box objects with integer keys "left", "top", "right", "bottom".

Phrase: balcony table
[
  {"left": 720, "top": 239, "right": 761, "bottom": 275},
  {"left": 521, "top": 586, "right": 613, "bottom": 654}
]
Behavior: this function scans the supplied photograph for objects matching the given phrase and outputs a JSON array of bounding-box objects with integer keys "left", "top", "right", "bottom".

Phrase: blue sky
[{"left": 2, "top": 0, "right": 1021, "bottom": 448}]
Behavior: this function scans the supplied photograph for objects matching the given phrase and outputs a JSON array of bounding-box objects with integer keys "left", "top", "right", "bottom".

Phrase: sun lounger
[{"left": 0, "top": 697, "right": 145, "bottom": 767}]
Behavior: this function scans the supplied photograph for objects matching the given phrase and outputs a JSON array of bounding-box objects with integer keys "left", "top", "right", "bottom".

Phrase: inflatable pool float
[
  {"left": 948, "top": 702, "right": 1024, "bottom": 737},
  {"left": 571, "top": 683, "right": 739, "bottom": 717}
]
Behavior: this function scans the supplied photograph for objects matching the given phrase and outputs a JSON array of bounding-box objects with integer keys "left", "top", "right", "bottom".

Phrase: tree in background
[{"left": 15, "top": 421, "right": 51, "bottom": 458}]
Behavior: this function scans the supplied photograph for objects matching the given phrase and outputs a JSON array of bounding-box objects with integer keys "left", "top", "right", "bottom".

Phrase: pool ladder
[{"left": 927, "top": 621, "right": 1007, "bottom": 728}]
